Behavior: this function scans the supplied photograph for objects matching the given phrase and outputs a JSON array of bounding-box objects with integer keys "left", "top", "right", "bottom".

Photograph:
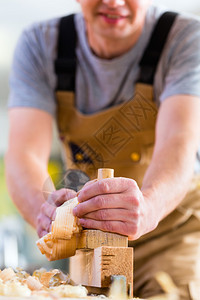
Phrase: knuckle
[
  {"left": 94, "top": 196, "right": 106, "bottom": 209},
  {"left": 131, "top": 208, "right": 140, "bottom": 220},
  {"left": 98, "top": 180, "right": 109, "bottom": 194},
  {"left": 130, "top": 195, "right": 140, "bottom": 207},
  {"left": 129, "top": 178, "right": 138, "bottom": 188},
  {"left": 134, "top": 197, "right": 140, "bottom": 206},
  {"left": 129, "top": 209, "right": 135, "bottom": 220}
]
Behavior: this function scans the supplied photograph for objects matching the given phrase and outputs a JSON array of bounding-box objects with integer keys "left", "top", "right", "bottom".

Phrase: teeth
[{"left": 106, "top": 14, "right": 120, "bottom": 19}]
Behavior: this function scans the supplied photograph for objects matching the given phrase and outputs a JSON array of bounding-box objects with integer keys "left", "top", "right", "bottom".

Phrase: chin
[{"left": 102, "top": 30, "right": 131, "bottom": 40}]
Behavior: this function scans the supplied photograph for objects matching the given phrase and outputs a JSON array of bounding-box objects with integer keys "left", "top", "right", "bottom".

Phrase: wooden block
[
  {"left": 98, "top": 168, "right": 114, "bottom": 179},
  {"left": 70, "top": 246, "right": 133, "bottom": 296},
  {"left": 76, "top": 230, "right": 128, "bottom": 249}
]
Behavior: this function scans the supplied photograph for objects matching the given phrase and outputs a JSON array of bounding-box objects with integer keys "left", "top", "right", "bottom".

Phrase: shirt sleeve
[
  {"left": 8, "top": 24, "right": 56, "bottom": 116},
  {"left": 156, "top": 17, "right": 200, "bottom": 102}
]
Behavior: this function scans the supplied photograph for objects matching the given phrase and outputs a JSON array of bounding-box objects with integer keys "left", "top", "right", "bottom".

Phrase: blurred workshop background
[{"left": 0, "top": 0, "right": 200, "bottom": 272}]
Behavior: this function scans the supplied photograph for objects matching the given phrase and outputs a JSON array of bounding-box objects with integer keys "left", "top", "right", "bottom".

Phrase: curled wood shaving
[
  {"left": 26, "top": 276, "right": 43, "bottom": 291},
  {"left": 52, "top": 197, "right": 81, "bottom": 240},
  {"left": 36, "top": 197, "right": 82, "bottom": 261},
  {"left": 40, "top": 269, "right": 61, "bottom": 288},
  {"left": 40, "top": 269, "right": 71, "bottom": 288},
  {"left": 0, "top": 268, "right": 15, "bottom": 282}
]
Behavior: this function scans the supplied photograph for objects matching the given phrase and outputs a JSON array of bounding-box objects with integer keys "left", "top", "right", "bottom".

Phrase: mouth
[
  {"left": 98, "top": 12, "right": 128, "bottom": 24},
  {"left": 102, "top": 13, "right": 123, "bottom": 19}
]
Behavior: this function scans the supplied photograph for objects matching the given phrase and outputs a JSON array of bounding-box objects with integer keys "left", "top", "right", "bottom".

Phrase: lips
[
  {"left": 103, "top": 14, "right": 122, "bottom": 19},
  {"left": 98, "top": 11, "right": 128, "bottom": 24}
]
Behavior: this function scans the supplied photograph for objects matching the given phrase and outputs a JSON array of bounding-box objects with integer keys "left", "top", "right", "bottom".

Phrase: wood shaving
[{"left": 36, "top": 197, "right": 82, "bottom": 261}]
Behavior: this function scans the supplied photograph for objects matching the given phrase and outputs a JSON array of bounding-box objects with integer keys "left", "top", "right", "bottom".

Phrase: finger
[
  {"left": 77, "top": 180, "right": 97, "bottom": 196},
  {"left": 37, "top": 229, "right": 48, "bottom": 238},
  {"left": 82, "top": 208, "right": 138, "bottom": 223},
  {"left": 78, "top": 177, "right": 138, "bottom": 203},
  {"left": 73, "top": 193, "right": 136, "bottom": 217},
  {"left": 37, "top": 213, "right": 52, "bottom": 232},
  {"left": 37, "top": 217, "right": 49, "bottom": 237},
  {"left": 41, "top": 202, "right": 56, "bottom": 220},
  {"left": 80, "top": 179, "right": 98, "bottom": 189},
  {"left": 50, "top": 189, "right": 77, "bottom": 206},
  {"left": 78, "top": 218, "right": 135, "bottom": 237},
  {"left": 51, "top": 189, "right": 76, "bottom": 206}
]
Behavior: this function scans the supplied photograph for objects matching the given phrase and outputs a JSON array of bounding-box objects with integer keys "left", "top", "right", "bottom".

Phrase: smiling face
[{"left": 76, "top": 0, "right": 151, "bottom": 42}]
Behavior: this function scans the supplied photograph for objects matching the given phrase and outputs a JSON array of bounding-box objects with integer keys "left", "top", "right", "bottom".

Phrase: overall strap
[
  {"left": 138, "top": 11, "right": 178, "bottom": 84},
  {"left": 54, "top": 14, "right": 76, "bottom": 91}
]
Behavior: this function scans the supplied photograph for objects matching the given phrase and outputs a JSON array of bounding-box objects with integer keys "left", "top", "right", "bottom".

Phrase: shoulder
[
  {"left": 170, "top": 12, "right": 200, "bottom": 44},
  {"left": 164, "top": 11, "right": 200, "bottom": 65},
  {"left": 19, "top": 17, "right": 60, "bottom": 60},
  {"left": 174, "top": 11, "right": 200, "bottom": 31},
  {"left": 22, "top": 18, "right": 60, "bottom": 43},
  {"left": 19, "top": 13, "right": 81, "bottom": 59},
  {"left": 147, "top": 5, "right": 200, "bottom": 39}
]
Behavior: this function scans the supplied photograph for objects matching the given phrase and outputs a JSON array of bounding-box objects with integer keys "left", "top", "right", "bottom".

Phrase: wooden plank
[
  {"left": 76, "top": 230, "right": 128, "bottom": 249},
  {"left": 0, "top": 297, "right": 139, "bottom": 300},
  {"left": 0, "top": 295, "right": 108, "bottom": 300},
  {"left": 70, "top": 246, "right": 134, "bottom": 297}
]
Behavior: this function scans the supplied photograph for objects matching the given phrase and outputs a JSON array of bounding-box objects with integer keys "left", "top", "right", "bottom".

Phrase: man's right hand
[{"left": 36, "top": 188, "right": 77, "bottom": 238}]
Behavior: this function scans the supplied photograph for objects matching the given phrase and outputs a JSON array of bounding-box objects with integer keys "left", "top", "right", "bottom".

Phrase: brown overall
[{"left": 54, "top": 14, "right": 200, "bottom": 299}]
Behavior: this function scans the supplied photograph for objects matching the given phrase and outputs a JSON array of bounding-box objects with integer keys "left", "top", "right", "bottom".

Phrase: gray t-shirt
[{"left": 8, "top": 5, "right": 200, "bottom": 171}]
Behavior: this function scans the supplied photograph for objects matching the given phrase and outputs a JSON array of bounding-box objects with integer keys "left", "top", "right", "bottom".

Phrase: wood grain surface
[
  {"left": 77, "top": 229, "right": 128, "bottom": 249},
  {"left": 0, "top": 297, "right": 139, "bottom": 299}
]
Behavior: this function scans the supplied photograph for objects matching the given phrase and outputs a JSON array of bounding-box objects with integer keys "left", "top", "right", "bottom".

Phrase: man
[{"left": 5, "top": 0, "right": 200, "bottom": 298}]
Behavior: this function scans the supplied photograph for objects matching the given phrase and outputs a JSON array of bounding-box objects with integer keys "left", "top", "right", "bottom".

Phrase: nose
[{"left": 102, "top": 0, "right": 125, "bottom": 7}]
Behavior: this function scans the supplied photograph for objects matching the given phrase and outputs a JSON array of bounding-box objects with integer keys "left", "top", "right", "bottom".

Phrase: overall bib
[{"left": 54, "top": 13, "right": 200, "bottom": 299}]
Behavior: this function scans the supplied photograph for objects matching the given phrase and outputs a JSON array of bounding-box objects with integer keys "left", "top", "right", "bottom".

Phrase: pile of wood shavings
[{"left": 0, "top": 267, "right": 87, "bottom": 298}]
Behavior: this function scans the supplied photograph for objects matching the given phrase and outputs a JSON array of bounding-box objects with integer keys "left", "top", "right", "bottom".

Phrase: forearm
[
  {"left": 73, "top": 134, "right": 198, "bottom": 240},
  {"left": 141, "top": 134, "right": 197, "bottom": 224},
  {"left": 5, "top": 151, "right": 51, "bottom": 228}
]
